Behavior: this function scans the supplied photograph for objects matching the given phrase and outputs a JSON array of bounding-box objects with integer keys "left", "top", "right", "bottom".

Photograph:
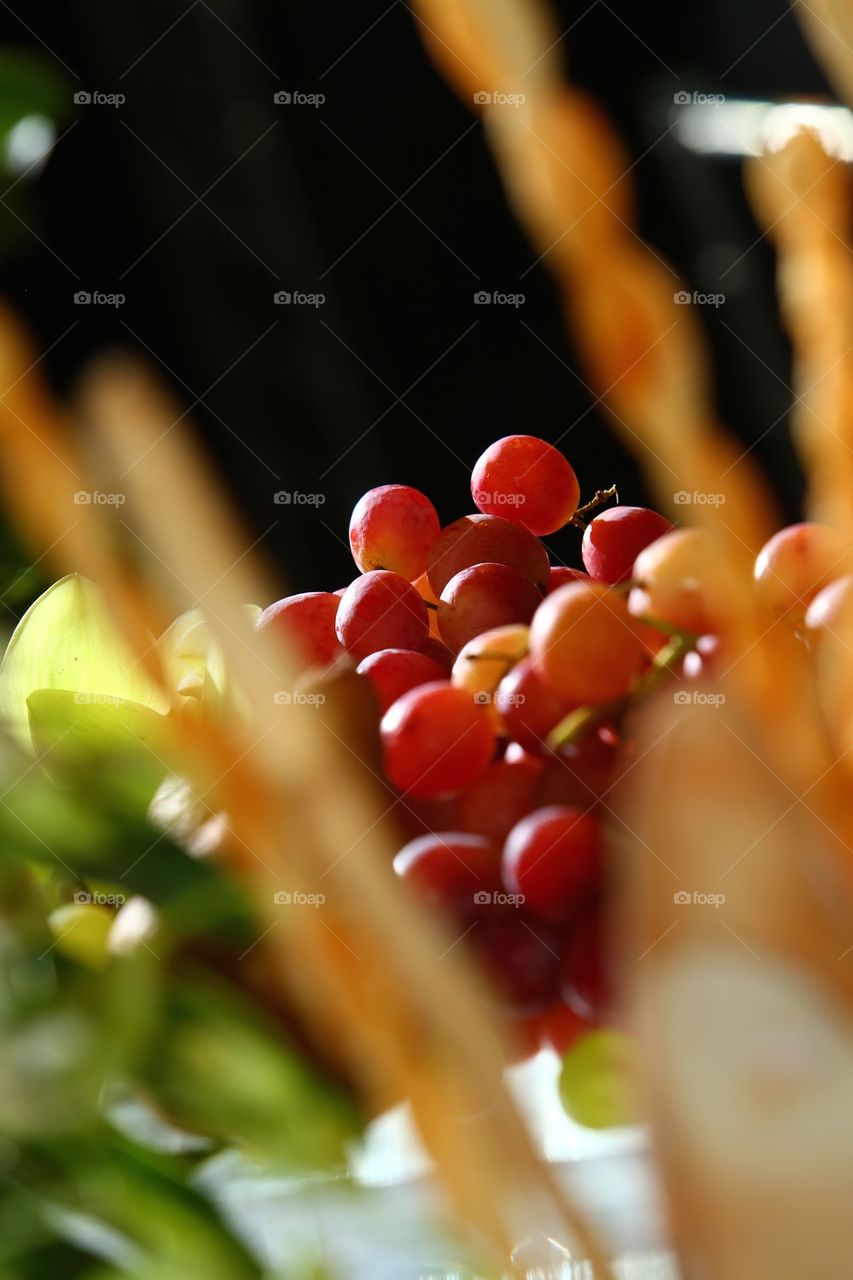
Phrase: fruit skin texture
[
  {"left": 581, "top": 505, "right": 672, "bottom": 585},
  {"left": 393, "top": 831, "right": 501, "bottom": 911},
  {"left": 349, "top": 484, "right": 440, "bottom": 580},
  {"left": 452, "top": 754, "right": 543, "bottom": 846},
  {"left": 471, "top": 435, "right": 581, "bottom": 536},
  {"left": 547, "top": 565, "right": 592, "bottom": 593},
  {"left": 438, "top": 562, "right": 542, "bottom": 653},
  {"left": 356, "top": 648, "right": 448, "bottom": 714},
  {"left": 628, "top": 527, "right": 712, "bottom": 637},
  {"left": 257, "top": 592, "right": 344, "bottom": 672},
  {"left": 336, "top": 571, "right": 428, "bottom": 662},
  {"left": 754, "top": 522, "right": 839, "bottom": 618},
  {"left": 503, "top": 805, "right": 601, "bottom": 924},
  {"left": 495, "top": 657, "right": 576, "bottom": 754},
  {"left": 427, "top": 513, "right": 550, "bottom": 596},
  {"left": 530, "top": 580, "right": 645, "bottom": 705},
  {"left": 558, "top": 1028, "right": 636, "bottom": 1129},
  {"left": 380, "top": 681, "right": 496, "bottom": 798}
]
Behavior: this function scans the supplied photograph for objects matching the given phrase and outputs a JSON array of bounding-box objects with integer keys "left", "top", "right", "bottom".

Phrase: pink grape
[
  {"left": 474, "top": 910, "right": 567, "bottom": 1013},
  {"left": 357, "top": 648, "right": 448, "bottom": 714},
  {"left": 381, "top": 681, "right": 496, "bottom": 797},
  {"left": 548, "top": 566, "right": 592, "bottom": 593},
  {"left": 257, "top": 592, "right": 344, "bottom": 671},
  {"left": 453, "top": 755, "right": 543, "bottom": 846},
  {"left": 495, "top": 657, "right": 577, "bottom": 754},
  {"left": 581, "top": 505, "right": 672, "bottom": 585},
  {"left": 427, "top": 513, "right": 549, "bottom": 596},
  {"left": 628, "top": 528, "right": 713, "bottom": 636},
  {"left": 393, "top": 831, "right": 502, "bottom": 911},
  {"left": 349, "top": 484, "right": 440, "bottom": 580},
  {"left": 438, "top": 562, "right": 542, "bottom": 653},
  {"left": 336, "top": 570, "right": 429, "bottom": 661},
  {"left": 562, "top": 911, "right": 611, "bottom": 1021},
  {"left": 530, "top": 581, "right": 645, "bottom": 704},
  {"left": 471, "top": 435, "right": 581, "bottom": 535},
  {"left": 754, "top": 522, "right": 840, "bottom": 618},
  {"left": 503, "top": 805, "right": 602, "bottom": 924}
]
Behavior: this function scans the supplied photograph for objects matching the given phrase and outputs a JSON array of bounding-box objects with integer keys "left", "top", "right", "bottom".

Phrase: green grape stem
[
  {"left": 545, "top": 628, "right": 694, "bottom": 751},
  {"left": 569, "top": 484, "right": 619, "bottom": 530}
]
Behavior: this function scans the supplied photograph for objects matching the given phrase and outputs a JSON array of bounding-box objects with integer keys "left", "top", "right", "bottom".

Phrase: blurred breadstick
[{"left": 794, "top": 0, "right": 853, "bottom": 111}]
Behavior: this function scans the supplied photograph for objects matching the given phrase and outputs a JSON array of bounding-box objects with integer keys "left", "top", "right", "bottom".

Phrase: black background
[{"left": 0, "top": 0, "right": 833, "bottom": 595}]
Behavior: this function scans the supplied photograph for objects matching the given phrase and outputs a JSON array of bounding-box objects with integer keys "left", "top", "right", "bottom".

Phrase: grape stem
[
  {"left": 569, "top": 484, "right": 619, "bottom": 530},
  {"left": 545, "top": 629, "right": 693, "bottom": 750}
]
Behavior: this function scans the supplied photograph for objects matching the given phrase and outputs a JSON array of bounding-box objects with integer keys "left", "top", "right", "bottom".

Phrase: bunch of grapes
[{"left": 255, "top": 435, "right": 842, "bottom": 1128}]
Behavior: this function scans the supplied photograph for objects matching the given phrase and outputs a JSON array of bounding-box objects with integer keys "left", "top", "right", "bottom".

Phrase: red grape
[
  {"left": 755, "top": 522, "right": 840, "bottom": 618},
  {"left": 357, "top": 648, "right": 448, "bottom": 714},
  {"left": 336, "top": 570, "right": 428, "bottom": 661},
  {"left": 581, "top": 505, "right": 672, "bottom": 585},
  {"left": 474, "top": 910, "right": 566, "bottom": 1013},
  {"left": 471, "top": 435, "right": 581, "bottom": 535},
  {"left": 536, "top": 730, "right": 620, "bottom": 806},
  {"left": 503, "top": 806, "right": 601, "bottom": 923},
  {"left": 438, "top": 562, "right": 542, "bottom": 653},
  {"left": 530, "top": 581, "right": 645, "bottom": 704},
  {"left": 562, "top": 911, "right": 611, "bottom": 1021},
  {"left": 453, "top": 754, "right": 543, "bottom": 846},
  {"left": 536, "top": 1002, "right": 591, "bottom": 1055},
  {"left": 393, "top": 831, "right": 501, "bottom": 911},
  {"left": 349, "top": 484, "right": 440, "bottom": 580},
  {"left": 681, "top": 633, "right": 721, "bottom": 681},
  {"left": 381, "top": 681, "right": 496, "bottom": 797},
  {"left": 495, "top": 657, "right": 577, "bottom": 754},
  {"left": 547, "top": 565, "right": 592, "bottom": 593},
  {"left": 427, "top": 513, "right": 549, "bottom": 596},
  {"left": 257, "top": 592, "right": 344, "bottom": 672},
  {"left": 628, "top": 528, "right": 712, "bottom": 636}
]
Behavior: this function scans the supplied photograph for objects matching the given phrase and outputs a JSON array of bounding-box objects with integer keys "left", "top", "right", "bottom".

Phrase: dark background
[{"left": 0, "top": 0, "right": 833, "bottom": 595}]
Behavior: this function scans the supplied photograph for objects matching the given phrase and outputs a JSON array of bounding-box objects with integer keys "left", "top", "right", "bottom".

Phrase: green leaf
[
  {"left": 0, "top": 576, "right": 170, "bottom": 752},
  {"left": 27, "top": 690, "right": 170, "bottom": 765}
]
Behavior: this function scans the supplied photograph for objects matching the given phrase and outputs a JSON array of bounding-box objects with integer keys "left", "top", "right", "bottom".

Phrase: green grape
[
  {"left": 48, "top": 902, "right": 113, "bottom": 970},
  {"left": 558, "top": 1028, "right": 637, "bottom": 1129}
]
